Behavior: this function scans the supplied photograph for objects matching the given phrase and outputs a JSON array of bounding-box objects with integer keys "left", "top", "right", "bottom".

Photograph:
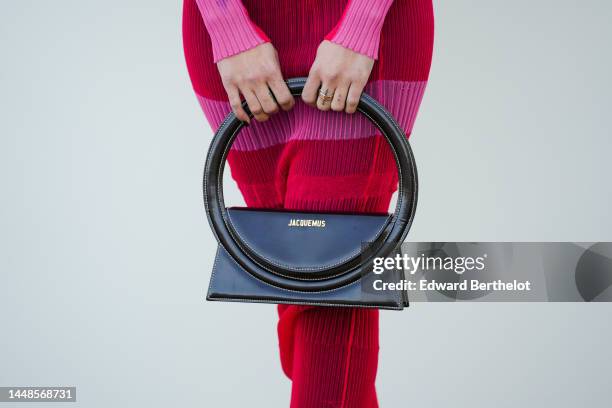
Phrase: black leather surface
[
  {"left": 207, "top": 246, "right": 408, "bottom": 310},
  {"left": 227, "top": 208, "right": 391, "bottom": 278}
]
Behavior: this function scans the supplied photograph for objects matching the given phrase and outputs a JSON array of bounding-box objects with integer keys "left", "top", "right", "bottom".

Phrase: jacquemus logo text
[{"left": 287, "top": 219, "right": 326, "bottom": 228}]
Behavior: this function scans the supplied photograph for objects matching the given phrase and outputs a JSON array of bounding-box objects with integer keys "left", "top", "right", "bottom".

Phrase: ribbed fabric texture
[
  {"left": 325, "top": 0, "right": 394, "bottom": 59},
  {"left": 196, "top": 0, "right": 394, "bottom": 61},
  {"left": 195, "top": 0, "right": 270, "bottom": 62},
  {"left": 278, "top": 306, "right": 380, "bottom": 407},
  {"left": 183, "top": 1, "right": 434, "bottom": 406}
]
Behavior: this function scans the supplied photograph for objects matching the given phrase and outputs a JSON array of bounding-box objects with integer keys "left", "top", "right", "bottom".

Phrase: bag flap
[{"left": 226, "top": 208, "right": 391, "bottom": 274}]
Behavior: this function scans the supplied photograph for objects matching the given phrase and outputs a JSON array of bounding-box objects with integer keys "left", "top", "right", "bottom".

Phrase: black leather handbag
[{"left": 204, "top": 78, "right": 417, "bottom": 310}]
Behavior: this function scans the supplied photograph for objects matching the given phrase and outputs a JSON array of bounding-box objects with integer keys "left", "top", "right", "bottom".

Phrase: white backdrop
[{"left": 1, "top": 1, "right": 611, "bottom": 406}]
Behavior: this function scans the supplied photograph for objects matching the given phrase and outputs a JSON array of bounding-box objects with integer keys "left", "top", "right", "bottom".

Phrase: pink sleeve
[
  {"left": 195, "top": 0, "right": 270, "bottom": 63},
  {"left": 325, "top": 0, "right": 394, "bottom": 60}
]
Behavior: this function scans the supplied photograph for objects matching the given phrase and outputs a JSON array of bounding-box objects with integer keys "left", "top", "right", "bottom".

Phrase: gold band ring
[{"left": 318, "top": 89, "right": 334, "bottom": 103}]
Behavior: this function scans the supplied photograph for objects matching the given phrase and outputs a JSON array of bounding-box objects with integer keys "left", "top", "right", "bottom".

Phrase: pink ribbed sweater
[{"left": 196, "top": 0, "right": 393, "bottom": 61}]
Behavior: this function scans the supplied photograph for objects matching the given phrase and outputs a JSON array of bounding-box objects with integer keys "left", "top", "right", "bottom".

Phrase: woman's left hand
[{"left": 302, "top": 40, "right": 375, "bottom": 114}]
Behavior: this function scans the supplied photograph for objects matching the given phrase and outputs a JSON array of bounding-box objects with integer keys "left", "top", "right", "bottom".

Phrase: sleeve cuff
[
  {"left": 196, "top": 0, "right": 270, "bottom": 62},
  {"left": 324, "top": 0, "right": 394, "bottom": 60}
]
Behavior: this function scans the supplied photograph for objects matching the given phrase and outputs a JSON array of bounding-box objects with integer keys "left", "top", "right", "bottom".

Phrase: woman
[{"left": 183, "top": 0, "right": 434, "bottom": 406}]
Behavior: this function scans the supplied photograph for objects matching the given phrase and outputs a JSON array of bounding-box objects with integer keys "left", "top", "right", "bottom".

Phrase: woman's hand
[
  {"left": 217, "top": 43, "right": 294, "bottom": 123},
  {"left": 302, "top": 41, "right": 375, "bottom": 114}
]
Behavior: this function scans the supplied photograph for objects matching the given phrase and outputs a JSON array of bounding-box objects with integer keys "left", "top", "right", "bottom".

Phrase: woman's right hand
[{"left": 217, "top": 43, "right": 294, "bottom": 124}]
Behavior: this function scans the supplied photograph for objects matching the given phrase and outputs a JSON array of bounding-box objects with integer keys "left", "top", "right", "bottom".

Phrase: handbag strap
[{"left": 203, "top": 77, "right": 418, "bottom": 292}]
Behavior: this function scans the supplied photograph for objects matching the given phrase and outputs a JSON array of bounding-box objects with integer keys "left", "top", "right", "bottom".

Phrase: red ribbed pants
[{"left": 183, "top": 1, "right": 434, "bottom": 406}]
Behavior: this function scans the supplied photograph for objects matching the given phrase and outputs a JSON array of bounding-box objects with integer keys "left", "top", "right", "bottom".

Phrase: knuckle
[
  {"left": 261, "top": 65, "right": 277, "bottom": 78},
  {"left": 278, "top": 96, "right": 292, "bottom": 106},
  {"left": 243, "top": 72, "right": 264, "bottom": 84},
  {"left": 302, "top": 94, "right": 315, "bottom": 104},
  {"left": 243, "top": 74, "right": 258, "bottom": 83},
  {"left": 233, "top": 73, "right": 246, "bottom": 83},
  {"left": 308, "top": 66, "right": 320, "bottom": 76},
  {"left": 220, "top": 72, "right": 235, "bottom": 84},
  {"left": 349, "top": 72, "right": 366, "bottom": 83},
  {"left": 265, "top": 105, "right": 279, "bottom": 114},
  {"left": 320, "top": 70, "right": 339, "bottom": 83}
]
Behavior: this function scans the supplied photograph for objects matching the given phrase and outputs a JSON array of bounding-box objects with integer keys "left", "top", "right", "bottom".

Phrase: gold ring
[{"left": 318, "top": 89, "right": 334, "bottom": 103}]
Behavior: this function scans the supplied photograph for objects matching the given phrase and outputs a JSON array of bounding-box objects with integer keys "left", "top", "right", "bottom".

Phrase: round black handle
[{"left": 203, "top": 77, "right": 418, "bottom": 292}]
